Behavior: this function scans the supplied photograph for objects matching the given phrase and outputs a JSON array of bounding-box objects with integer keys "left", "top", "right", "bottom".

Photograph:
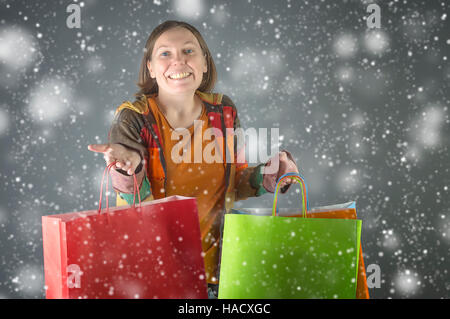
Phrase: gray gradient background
[{"left": 0, "top": 0, "right": 449, "bottom": 298}]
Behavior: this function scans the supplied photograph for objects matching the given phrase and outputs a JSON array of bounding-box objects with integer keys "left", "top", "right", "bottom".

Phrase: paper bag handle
[
  {"left": 272, "top": 172, "right": 309, "bottom": 218},
  {"left": 97, "top": 162, "right": 141, "bottom": 213}
]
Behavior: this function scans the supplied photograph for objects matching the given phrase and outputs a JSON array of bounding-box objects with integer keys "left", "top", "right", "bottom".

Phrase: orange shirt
[{"left": 148, "top": 97, "right": 226, "bottom": 284}]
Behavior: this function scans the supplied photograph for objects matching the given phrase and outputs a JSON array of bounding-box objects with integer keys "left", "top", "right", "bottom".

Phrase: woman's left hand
[{"left": 262, "top": 150, "right": 299, "bottom": 193}]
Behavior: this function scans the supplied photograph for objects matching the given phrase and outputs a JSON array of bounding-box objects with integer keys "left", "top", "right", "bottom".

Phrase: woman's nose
[{"left": 172, "top": 51, "right": 186, "bottom": 64}]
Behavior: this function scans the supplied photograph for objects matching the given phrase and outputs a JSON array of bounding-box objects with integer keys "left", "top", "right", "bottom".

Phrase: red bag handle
[
  {"left": 132, "top": 171, "right": 142, "bottom": 208},
  {"left": 97, "top": 162, "right": 142, "bottom": 213}
]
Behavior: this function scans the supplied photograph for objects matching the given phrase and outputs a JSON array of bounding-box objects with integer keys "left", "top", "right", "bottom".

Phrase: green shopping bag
[{"left": 218, "top": 173, "right": 362, "bottom": 299}]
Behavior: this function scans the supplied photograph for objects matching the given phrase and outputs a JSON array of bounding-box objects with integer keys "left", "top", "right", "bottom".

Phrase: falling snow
[{"left": 0, "top": 0, "right": 449, "bottom": 299}]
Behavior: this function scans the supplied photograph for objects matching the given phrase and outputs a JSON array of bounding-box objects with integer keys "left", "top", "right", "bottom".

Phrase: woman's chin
[{"left": 161, "top": 82, "right": 202, "bottom": 94}]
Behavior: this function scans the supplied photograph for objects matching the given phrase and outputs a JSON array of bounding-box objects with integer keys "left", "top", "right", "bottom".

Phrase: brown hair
[{"left": 135, "top": 20, "right": 217, "bottom": 96}]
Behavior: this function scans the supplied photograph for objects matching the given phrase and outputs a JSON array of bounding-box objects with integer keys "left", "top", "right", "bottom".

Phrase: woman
[{"left": 88, "top": 20, "right": 299, "bottom": 298}]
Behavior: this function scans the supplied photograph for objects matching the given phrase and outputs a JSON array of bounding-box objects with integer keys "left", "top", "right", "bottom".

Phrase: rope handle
[
  {"left": 97, "top": 162, "right": 142, "bottom": 213},
  {"left": 272, "top": 172, "right": 310, "bottom": 218}
]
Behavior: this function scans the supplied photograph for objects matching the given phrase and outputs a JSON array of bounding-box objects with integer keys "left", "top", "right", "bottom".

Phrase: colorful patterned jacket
[{"left": 108, "top": 90, "right": 268, "bottom": 211}]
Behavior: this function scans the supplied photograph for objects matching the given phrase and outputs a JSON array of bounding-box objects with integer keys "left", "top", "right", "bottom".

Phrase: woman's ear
[
  {"left": 147, "top": 60, "right": 155, "bottom": 78},
  {"left": 203, "top": 55, "right": 208, "bottom": 73}
]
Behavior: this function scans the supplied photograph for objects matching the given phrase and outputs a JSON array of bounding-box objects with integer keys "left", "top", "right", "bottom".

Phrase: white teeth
[{"left": 169, "top": 72, "right": 191, "bottom": 79}]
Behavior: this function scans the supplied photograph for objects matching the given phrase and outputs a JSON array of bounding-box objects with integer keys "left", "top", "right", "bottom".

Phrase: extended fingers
[
  {"left": 104, "top": 147, "right": 126, "bottom": 168},
  {"left": 103, "top": 152, "right": 117, "bottom": 166},
  {"left": 90, "top": 143, "right": 140, "bottom": 173},
  {"left": 118, "top": 156, "right": 141, "bottom": 175},
  {"left": 120, "top": 160, "right": 133, "bottom": 174},
  {"left": 88, "top": 144, "right": 110, "bottom": 153}
]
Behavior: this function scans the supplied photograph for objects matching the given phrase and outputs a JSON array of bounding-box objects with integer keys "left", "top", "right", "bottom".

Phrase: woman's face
[{"left": 147, "top": 27, "right": 208, "bottom": 95}]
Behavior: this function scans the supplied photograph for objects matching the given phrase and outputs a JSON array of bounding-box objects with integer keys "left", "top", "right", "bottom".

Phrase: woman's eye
[
  {"left": 161, "top": 52, "right": 169, "bottom": 57},
  {"left": 185, "top": 49, "right": 193, "bottom": 54}
]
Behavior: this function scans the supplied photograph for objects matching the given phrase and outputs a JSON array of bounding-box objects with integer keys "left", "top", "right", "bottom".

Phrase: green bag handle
[{"left": 272, "top": 172, "right": 309, "bottom": 218}]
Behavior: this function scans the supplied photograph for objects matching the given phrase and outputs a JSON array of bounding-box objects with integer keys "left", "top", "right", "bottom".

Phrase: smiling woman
[
  {"left": 137, "top": 21, "right": 216, "bottom": 97},
  {"left": 147, "top": 27, "right": 208, "bottom": 103},
  {"left": 87, "top": 20, "right": 299, "bottom": 298}
]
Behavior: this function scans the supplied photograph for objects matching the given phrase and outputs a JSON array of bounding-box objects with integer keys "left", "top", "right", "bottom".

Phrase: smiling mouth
[{"left": 168, "top": 72, "right": 192, "bottom": 80}]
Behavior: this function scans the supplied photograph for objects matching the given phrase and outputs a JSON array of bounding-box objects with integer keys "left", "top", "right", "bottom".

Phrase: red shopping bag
[{"left": 42, "top": 164, "right": 208, "bottom": 299}]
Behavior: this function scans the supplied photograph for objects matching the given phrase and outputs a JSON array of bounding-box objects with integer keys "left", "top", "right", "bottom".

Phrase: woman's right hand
[{"left": 88, "top": 143, "right": 142, "bottom": 175}]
